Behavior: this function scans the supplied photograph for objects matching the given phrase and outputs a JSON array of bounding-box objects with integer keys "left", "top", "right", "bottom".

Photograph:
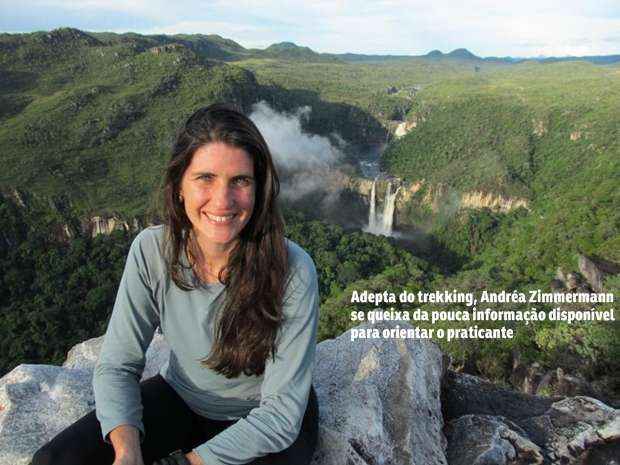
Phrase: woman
[{"left": 31, "top": 104, "right": 320, "bottom": 465}]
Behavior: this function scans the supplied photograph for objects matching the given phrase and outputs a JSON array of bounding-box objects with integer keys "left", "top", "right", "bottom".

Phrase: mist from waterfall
[{"left": 365, "top": 179, "right": 401, "bottom": 236}]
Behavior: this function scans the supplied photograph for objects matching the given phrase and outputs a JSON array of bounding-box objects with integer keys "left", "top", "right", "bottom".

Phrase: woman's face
[{"left": 179, "top": 142, "right": 256, "bottom": 251}]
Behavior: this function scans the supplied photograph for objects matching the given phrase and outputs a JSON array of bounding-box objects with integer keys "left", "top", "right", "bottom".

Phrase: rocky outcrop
[
  {"left": 149, "top": 43, "right": 186, "bottom": 55},
  {"left": 80, "top": 215, "right": 143, "bottom": 237},
  {"left": 446, "top": 415, "right": 544, "bottom": 465},
  {"left": 578, "top": 254, "right": 620, "bottom": 293},
  {"left": 3, "top": 324, "right": 618, "bottom": 465},
  {"left": 393, "top": 113, "right": 425, "bottom": 139},
  {"left": 395, "top": 181, "right": 529, "bottom": 214},
  {"left": 443, "top": 371, "right": 620, "bottom": 465},
  {"left": 533, "top": 119, "right": 547, "bottom": 137},
  {"left": 511, "top": 359, "right": 620, "bottom": 410},
  {"left": 394, "top": 120, "right": 418, "bottom": 138},
  {"left": 459, "top": 190, "right": 529, "bottom": 212},
  {"left": 313, "top": 322, "right": 446, "bottom": 465},
  {"left": 0, "top": 322, "right": 448, "bottom": 465},
  {"left": 0, "top": 334, "right": 170, "bottom": 465},
  {"left": 570, "top": 131, "right": 582, "bottom": 141}
]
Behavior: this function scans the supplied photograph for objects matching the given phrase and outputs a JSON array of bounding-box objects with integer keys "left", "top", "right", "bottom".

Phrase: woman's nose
[{"left": 211, "top": 181, "right": 235, "bottom": 209}]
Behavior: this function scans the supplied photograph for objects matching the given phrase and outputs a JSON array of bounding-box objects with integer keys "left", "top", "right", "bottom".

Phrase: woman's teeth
[{"left": 205, "top": 213, "right": 235, "bottom": 222}]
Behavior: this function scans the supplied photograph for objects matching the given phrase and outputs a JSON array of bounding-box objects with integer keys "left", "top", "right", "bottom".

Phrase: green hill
[
  {"left": 381, "top": 61, "right": 620, "bottom": 278},
  {"left": 0, "top": 28, "right": 384, "bottom": 216}
]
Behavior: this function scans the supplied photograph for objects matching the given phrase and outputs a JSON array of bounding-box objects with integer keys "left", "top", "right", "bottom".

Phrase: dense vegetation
[{"left": 381, "top": 62, "right": 620, "bottom": 277}]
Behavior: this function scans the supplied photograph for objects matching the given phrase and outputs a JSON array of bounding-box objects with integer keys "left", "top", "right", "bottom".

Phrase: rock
[
  {"left": 63, "top": 332, "right": 169, "bottom": 380},
  {"left": 535, "top": 368, "right": 598, "bottom": 399},
  {"left": 80, "top": 215, "right": 138, "bottom": 237},
  {"left": 394, "top": 120, "right": 417, "bottom": 138},
  {"left": 443, "top": 371, "right": 620, "bottom": 464},
  {"left": 148, "top": 43, "right": 186, "bottom": 55},
  {"left": 0, "top": 365, "right": 95, "bottom": 465},
  {"left": 549, "top": 279, "right": 565, "bottom": 291},
  {"left": 537, "top": 396, "right": 620, "bottom": 464},
  {"left": 4, "top": 326, "right": 618, "bottom": 465},
  {"left": 555, "top": 267, "right": 567, "bottom": 283},
  {"left": 443, "top": 371, "right": 556, "bottom": 428},
  {"left": 0, "top": 322, "right": 448, "bottom": 465},
  {"left": 313, "top": 321, "right": 447, "bottom": 465},
  {"left": 445, "top": 415, "right": 543, "bottom": 465},
  {"left": 565, "top": 272, "right": 587, "bottom": 291},
  {"left": 533, "top": 119, "right": 547, "bottom": 137},
  {"left": 578, "top": 254, "right": 620, "bottom": 293},
  {"left": 510, "top": 352, "right": 545, "bottom": 395}
]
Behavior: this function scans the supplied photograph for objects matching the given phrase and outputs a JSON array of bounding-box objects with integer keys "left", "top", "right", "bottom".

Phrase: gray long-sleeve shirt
[{"left": 93, "top": 225, "right": 319, "bottom": 465}]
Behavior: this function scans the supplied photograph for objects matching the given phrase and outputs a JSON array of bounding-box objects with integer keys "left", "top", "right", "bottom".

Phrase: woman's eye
[
  {"left": 233, "top": 177, "right": 252, "bottom": 187},
  {"left": 199, "top": 174, "right": 214, "bottom": 182}
]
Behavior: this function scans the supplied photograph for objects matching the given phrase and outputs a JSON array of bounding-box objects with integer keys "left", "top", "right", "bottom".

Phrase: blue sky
[{"left": 1, "top": 0, "right": 619, "bottom": 57}]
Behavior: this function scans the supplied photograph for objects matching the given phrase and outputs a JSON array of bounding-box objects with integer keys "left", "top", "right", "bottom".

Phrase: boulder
[
  {"left": 312, "top": 321, "right": 447, "bottom": 465},
  {"left": 0, "top": 333, "right": 169, "bottom": 465},
  {"left": 443, "top": 371, "right": 620, "bottom": 464},
  {"left": 535, "top": 396, "right": 620, "bottom": 465},
  {"left": 578, "top": 254, "right": 620, "bottom": 293},
  {"left": 445, "top": 415, "right": 543, "bottom": 465},
  {"left": 0, "top": 365, "right": 94, "bottom": 465},
  {"left": 0, "top": 322, "right": 448, "bottom": 465}
]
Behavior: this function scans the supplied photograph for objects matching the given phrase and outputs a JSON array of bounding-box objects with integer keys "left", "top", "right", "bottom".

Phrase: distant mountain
[
  {"left": 446, "top": 48, "right": 480, "bottom": 60},
  {"left": 425, "top": 50, "right": 444, "bottom": 58},
  {"left": 483, "top": 54, "right": 620, "bottom": 65},
  {"left": 89, "top": 31, "right": 249, "bottom": 60},
  {"left": 260, "top": 41, "right": 340, "bottom": 62}
]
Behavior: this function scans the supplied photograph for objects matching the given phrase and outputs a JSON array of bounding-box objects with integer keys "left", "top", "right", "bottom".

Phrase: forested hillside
[{"left": 0, "top": 28, "right": 383, "bottom": 216}]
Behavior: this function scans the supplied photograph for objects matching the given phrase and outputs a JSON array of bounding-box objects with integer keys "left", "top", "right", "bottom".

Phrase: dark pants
[{"left": 31, "top": 375, "right": 319, "bottom": 465}]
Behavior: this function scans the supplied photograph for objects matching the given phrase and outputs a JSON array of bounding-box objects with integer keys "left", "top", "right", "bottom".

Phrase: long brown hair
[{"left": 162, "top": 103, "right": 288, "bottom": 377}]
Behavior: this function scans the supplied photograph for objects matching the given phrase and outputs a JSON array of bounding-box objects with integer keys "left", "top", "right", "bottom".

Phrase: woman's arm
[
  {"left": 192, "top": 245, "right": 319, "bottom": 465},
  {"left": 93, "top": 230, "right": 161, "bottom": 448},
  {"left": 110, "top": 425, "right": 144, "bottom": 465}
]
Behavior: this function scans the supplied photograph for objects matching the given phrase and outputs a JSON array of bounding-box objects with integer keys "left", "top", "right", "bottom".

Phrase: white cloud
[{"left": 2, "top": 0, "right": 619, "bottom": 56}]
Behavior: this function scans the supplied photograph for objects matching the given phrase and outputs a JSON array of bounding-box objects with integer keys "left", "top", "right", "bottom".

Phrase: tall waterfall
[
  {"left": 368, "top": 179, "right": 377, "bottom": 231},
  {"left": 365, "top": 179, "right": 400, "bottom": 236}
]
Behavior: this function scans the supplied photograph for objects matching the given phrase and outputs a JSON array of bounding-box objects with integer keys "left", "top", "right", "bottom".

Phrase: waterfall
[
  {"left": 368, "top": 178, "right": 377, "bottom": 230},
  {"left": 382, "top": 182, "right": 400, "bottom": 234},
  {"left": 365, "top": 179, "right": 400, "bottom": 236}
]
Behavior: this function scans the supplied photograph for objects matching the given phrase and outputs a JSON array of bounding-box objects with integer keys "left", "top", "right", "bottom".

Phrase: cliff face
[
  {"left": 344, "top": 177, "right": 529, "bottom": 227},
  {"left": 1, "top": 189, "right": 145, "bottom": 242},
  {"left": 80, "top": 216, "right": 143, "bottom": 238},
  {"left": 398, "top": 181, "right": 529, "bottom": 213}
]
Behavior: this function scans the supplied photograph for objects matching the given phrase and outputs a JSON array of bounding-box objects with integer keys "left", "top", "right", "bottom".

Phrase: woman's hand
[
  {"left": 113, "top": 455, "right": 145, "bottom": 465},
  {"left": 185, "top": 451, "right": 204, "bottom": 465},
  {"left": 152, "top": 450, "right": 199, "bottom": 465}
]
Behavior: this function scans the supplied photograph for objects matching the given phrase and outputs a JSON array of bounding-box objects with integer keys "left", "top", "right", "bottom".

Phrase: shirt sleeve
[
  {"left": 194, "top": 250, "right": 319, "bottom": 465},
  {"left": 93, "top": 230, "right": 160, "bottom": 442}
]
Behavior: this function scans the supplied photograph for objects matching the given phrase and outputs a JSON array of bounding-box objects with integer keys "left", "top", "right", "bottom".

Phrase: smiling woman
[{"left": 30, "top": 104, "right": 320, "bottom": 465}]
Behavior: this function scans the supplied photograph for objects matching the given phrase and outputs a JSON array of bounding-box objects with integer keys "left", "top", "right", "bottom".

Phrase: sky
[{"left": 1, "top": 0, "right": 619, "bottom": 57}]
